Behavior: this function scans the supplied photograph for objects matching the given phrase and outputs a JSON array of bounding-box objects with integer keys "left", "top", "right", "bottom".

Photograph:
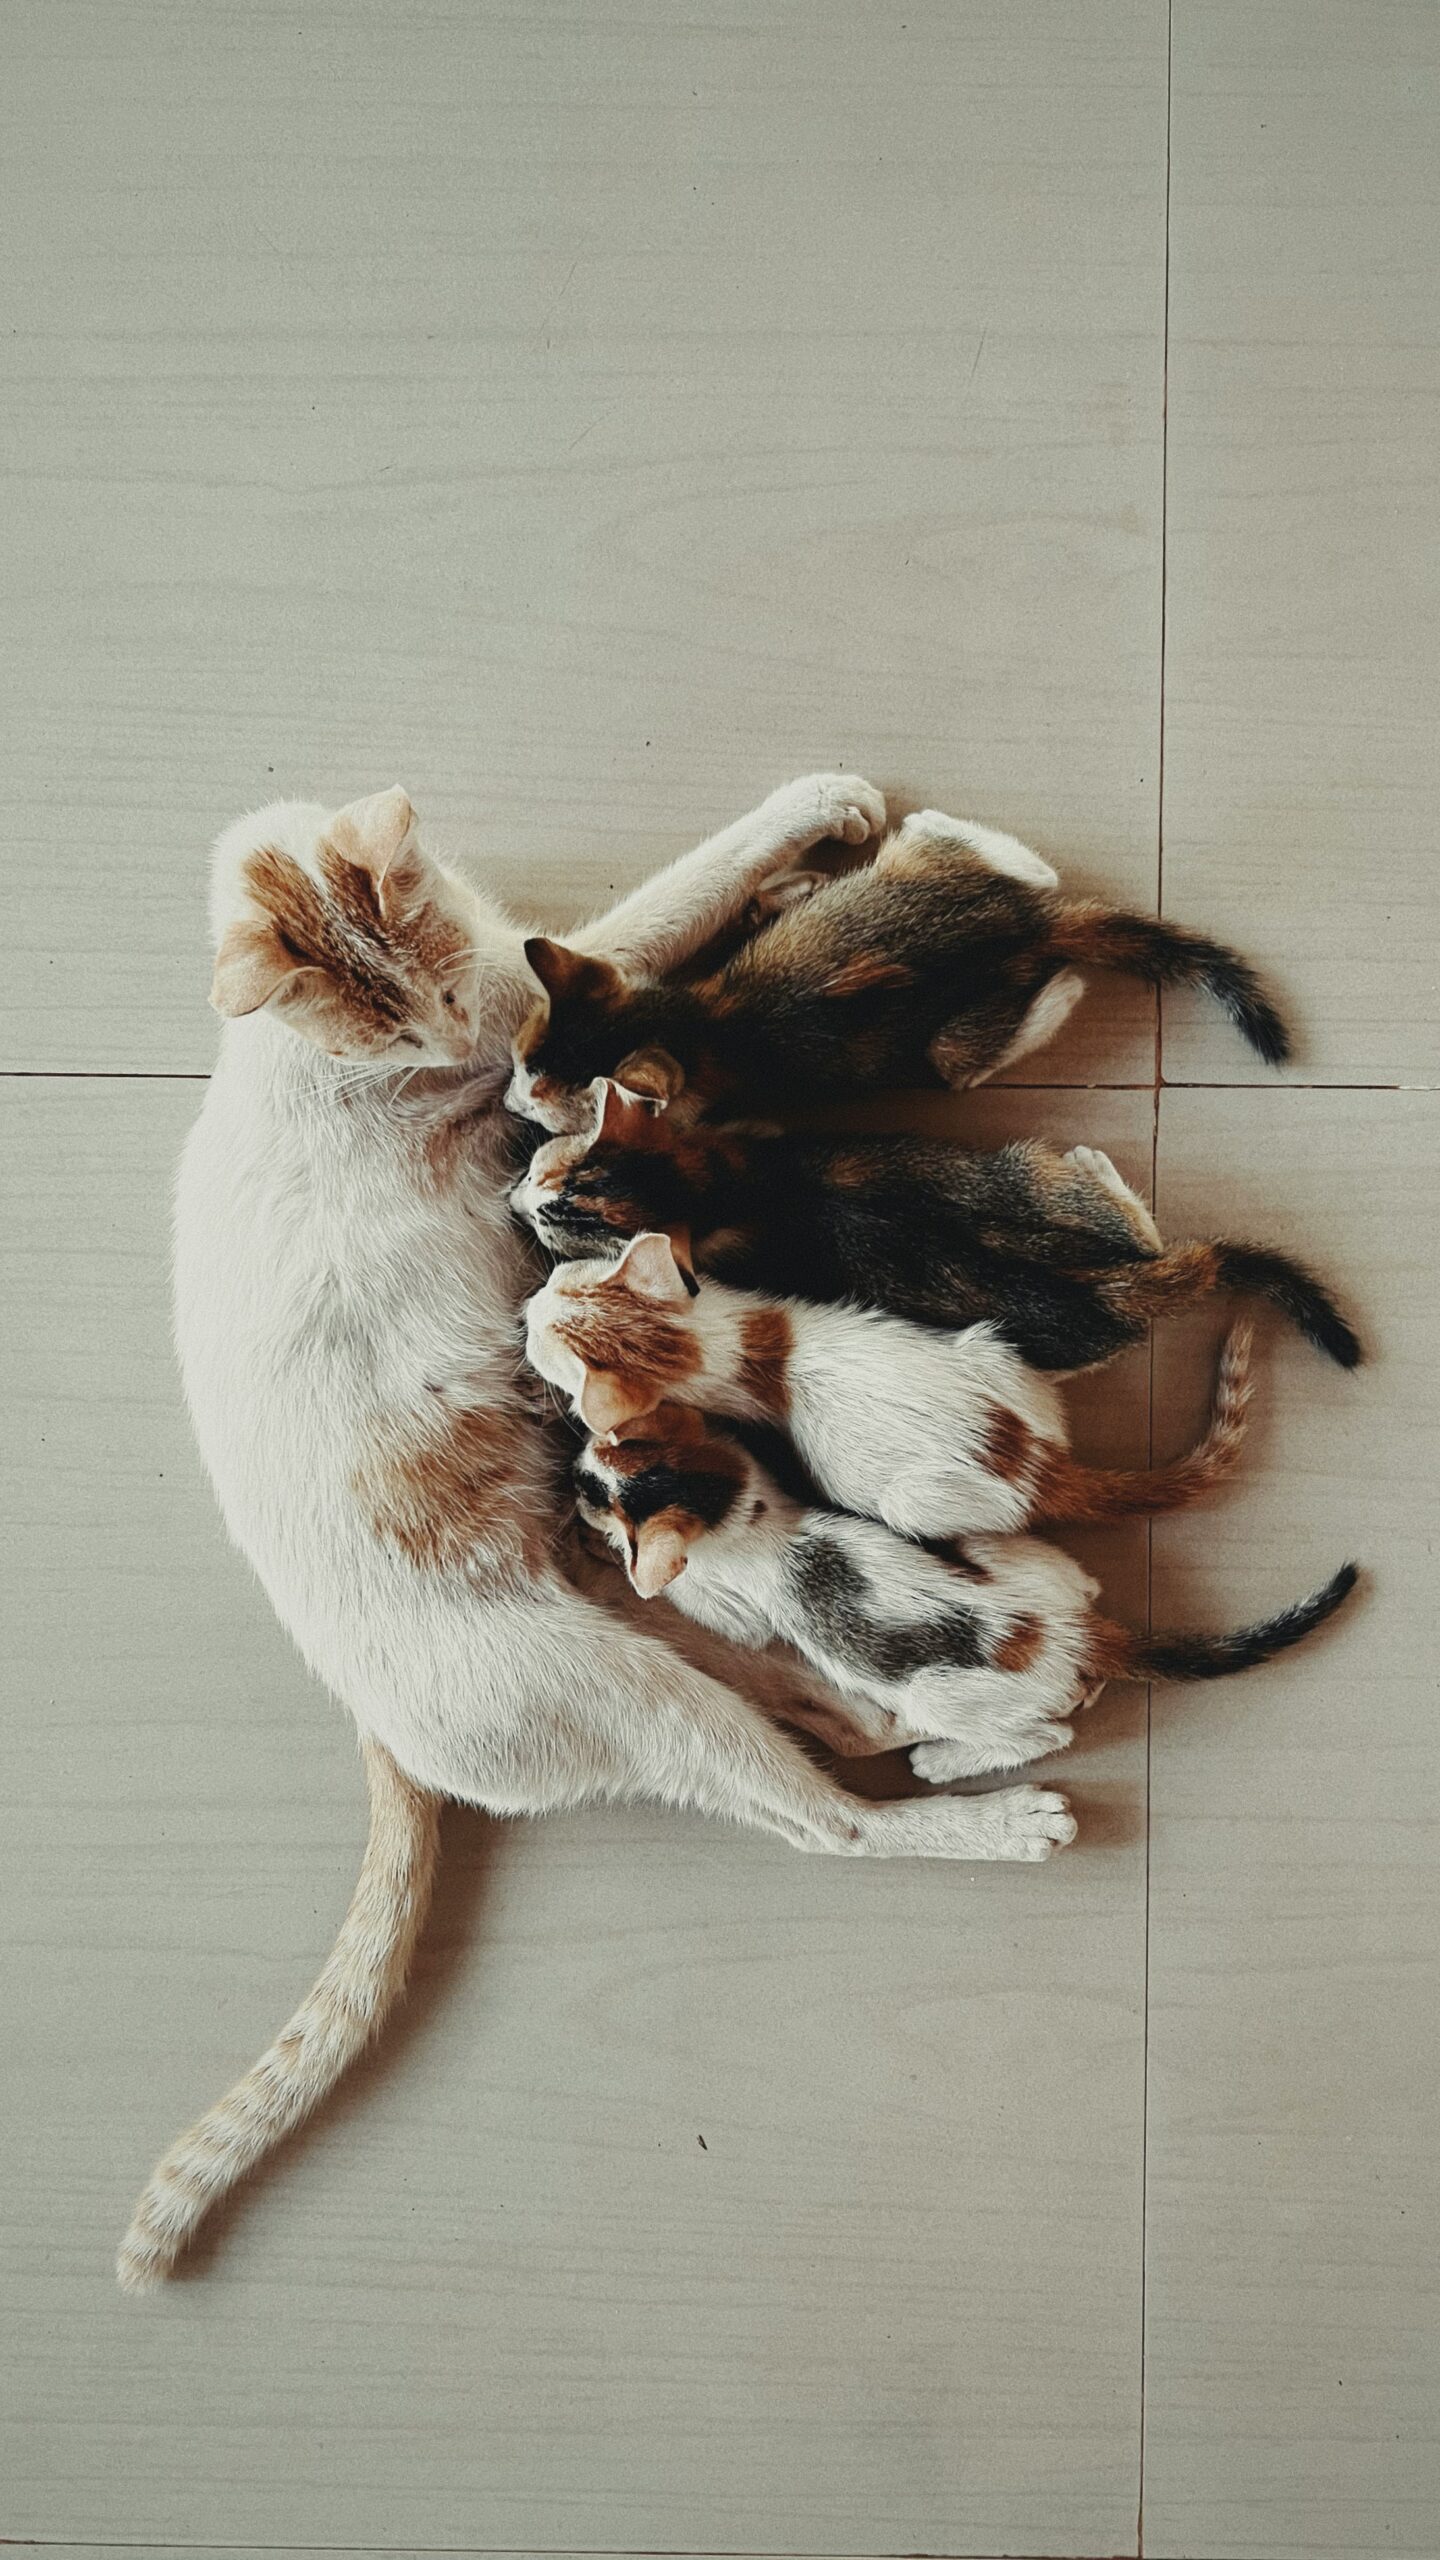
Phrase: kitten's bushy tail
[
  {"left": 1031, "top": 1319, "right": 1254, "bottom": 1524},
  {"left": 1099, "top": 1239, "right": 1362, "bottom": 1369},
  {"left": 116, "top": 1738, "right": 441, "bottom": 2295},
  {"left": 1085, "top": 1561, "right": 1360, "bottom": 1683},
  {"left": 1051, "top": 903, "right": 1291, "bottom": 1065}
]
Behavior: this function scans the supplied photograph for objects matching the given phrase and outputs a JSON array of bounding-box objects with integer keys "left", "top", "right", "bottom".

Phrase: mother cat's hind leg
[{"left": 414, "top": 1596, "right": 1076, "bottom": 1863}]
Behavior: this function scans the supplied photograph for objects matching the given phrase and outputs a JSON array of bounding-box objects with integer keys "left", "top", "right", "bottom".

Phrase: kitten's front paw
[
  {"left": 749, "top": 865, "right": 830, "bottom": 921},
  {"left": 775, "top": 772, "right": 886, "bottom": 849}
]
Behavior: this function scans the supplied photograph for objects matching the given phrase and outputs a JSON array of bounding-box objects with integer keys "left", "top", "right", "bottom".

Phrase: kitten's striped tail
[
  {"left": 1051, "top": 903, "right": 1291, "bottom": 1065},
  {"left": 1084, "top": 1561, "right": 1360, "bottom": 1683},
  {"left": 1031, "top": 1318, "right": 1254, "bottom": 1524},
  {"left": 116, "top": 1738, "right": 441, "bottom": 2295}
]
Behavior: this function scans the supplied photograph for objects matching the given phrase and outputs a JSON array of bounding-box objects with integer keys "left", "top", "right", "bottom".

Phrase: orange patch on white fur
[{"left": 354, "top": 1403, "right": 546, "bottom": 1573}]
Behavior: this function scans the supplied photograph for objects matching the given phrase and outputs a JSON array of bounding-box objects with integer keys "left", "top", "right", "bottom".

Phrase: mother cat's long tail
[{"left": 116, "top": 1738, "right": 441, "bottom": 2294}]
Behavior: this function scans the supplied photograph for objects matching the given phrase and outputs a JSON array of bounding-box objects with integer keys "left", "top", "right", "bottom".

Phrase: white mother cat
[{"left": 119, "top": 775, "right": 1078, "bottom": 2296}]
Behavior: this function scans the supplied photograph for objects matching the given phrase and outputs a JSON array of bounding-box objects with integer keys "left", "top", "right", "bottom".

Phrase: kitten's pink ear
[
  {"left": 597, "top": 1079, "right": 665, "bottom": 1147},
  {"left": 628, "top": 1519, "right": 691, "bottom": 1599},
  {"left": 577, "top": 1368, "right": 653, "bottom": 1436},
  {"left": 614, "top": 1046, "right": 685, "bottom": 1106},
  {"left": 649, "top": 1399, "right": 706, "bottom": 1446},
  {"left": 608, "top": 1231, "right": 692, "bottom": 1305},
  {"left": 210, "top": 918, "right": 312, "bottom": 1018},
  {"left": 326, "top": 786, "right": 428, "bottom": 911},
  {"left": 524, "top": 938, "right": 624, "bottom": 1008}
]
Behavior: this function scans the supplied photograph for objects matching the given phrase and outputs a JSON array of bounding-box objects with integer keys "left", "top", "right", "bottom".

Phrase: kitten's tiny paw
[
  {"left": 896, "top": 811, "right": 1059, "bottom": 886},
  {"left": 911, "top": 1724, "right": 1074, "bottom": 1784},
  {"left": 986, "top": 1785, "right": 1077, "bottom": 1861},
  {"left": 1064, "top": 1146, "right": 1162, "bottom": 1245},
  {"left": 750, "top": 865, "right": 829, "bottom": 919}
]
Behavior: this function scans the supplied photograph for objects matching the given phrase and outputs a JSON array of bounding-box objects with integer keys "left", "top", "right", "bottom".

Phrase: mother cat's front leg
[{"left": 567, "top": 771, "right": 886, "bottom": 978}]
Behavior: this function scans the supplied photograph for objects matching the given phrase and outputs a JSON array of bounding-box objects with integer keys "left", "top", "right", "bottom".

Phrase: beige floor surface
[{"left": 1, "top": 5, "right": 1435, "bottom": 2558}]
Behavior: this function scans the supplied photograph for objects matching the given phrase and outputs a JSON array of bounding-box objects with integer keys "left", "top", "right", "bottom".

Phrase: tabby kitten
[
  {"left": 507, "top": 808, "right": 1290, "bottom": 1131},
  {"left": 512, "top": 1079, "right": 1361, "bottom": 1372}
]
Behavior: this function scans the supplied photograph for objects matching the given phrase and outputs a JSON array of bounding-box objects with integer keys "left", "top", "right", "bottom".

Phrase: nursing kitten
[
  {"left": 576, "top": 1400, "right": 1359, "bottom": 1779},
  {"left": 124, "top": 770, "right": 1096, "bottom": 2297},
  {"left": 506, "top": 807, "right": 1290, "bottom": 1131},
  {"left": 525, "top": 1233, "right": 1256, "bottom": 1537},
  {"left": 513, "top": 1079, "right": 1361, "bottom": 1372}
]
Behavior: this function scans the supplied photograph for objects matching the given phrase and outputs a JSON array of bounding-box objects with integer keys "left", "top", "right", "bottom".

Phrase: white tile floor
[{"left": 2, "top": 6, "right": 1436, "bottom": 2556}]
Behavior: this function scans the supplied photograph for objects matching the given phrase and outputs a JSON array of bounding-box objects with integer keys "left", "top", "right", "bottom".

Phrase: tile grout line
[
  {"left": 1138, "top": 2, "right": 1175, "bottom": 2550},
  {"left": 0, "top": 1071, "right": 1425, "bottom": 1091}
]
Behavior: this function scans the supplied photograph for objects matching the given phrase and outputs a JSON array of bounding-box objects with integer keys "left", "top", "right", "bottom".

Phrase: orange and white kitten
[
  {"left": 525, "top": 1231, "right": 1256, "bottom": 1536},
  {"left": 123, "top": 771, "right": 1088, "bottom": 2300}
]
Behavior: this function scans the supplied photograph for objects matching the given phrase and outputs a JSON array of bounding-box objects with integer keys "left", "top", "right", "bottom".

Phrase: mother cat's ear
[
  {"left": 605, "top": 1231, "right": 694, "bottom": 1306},
  {"left": 210, "top": 918, "right": 318, "bottom": 1018},
  {"left": 322, "top": 785, "right": 430, "bottom": 917},
  {"left": 523, "top": 938, "right": 624, "bottom": 1007}
]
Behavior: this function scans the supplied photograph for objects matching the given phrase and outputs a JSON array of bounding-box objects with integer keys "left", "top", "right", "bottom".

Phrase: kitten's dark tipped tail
[
  {"left": 1052, "top": 904, "right": 1291, "bottom": 1065},
  {"left": 1099, "top": 1240, "right": 1362, "bottom": 1369},
  {"left": 1086, "top": 1562, "right": 1360, "bottom": 1683},
  {"left": 1213, "top": 1244, "right": 1363, "bottom": 1369}
]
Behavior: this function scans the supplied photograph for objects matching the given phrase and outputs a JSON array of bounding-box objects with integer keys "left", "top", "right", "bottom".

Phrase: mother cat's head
[{"left": 208, "top": 786, "right": 491, "bottom": 1066}]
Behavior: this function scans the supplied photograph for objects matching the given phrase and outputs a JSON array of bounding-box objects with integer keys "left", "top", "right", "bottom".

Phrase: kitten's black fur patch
[{"left": 787, "top": 1531, "right": 987, "bottom": 1682}]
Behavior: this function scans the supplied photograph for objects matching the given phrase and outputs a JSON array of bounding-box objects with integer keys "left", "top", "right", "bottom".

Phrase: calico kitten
[
  {"left": 576, "top": 1403, "right": 1359, "bottom": 1779},
  {"left": 127, "top": 773, "right": 1091, "bottom": 2298},
  {"left": 506, "top": 808, "right": 1291, "bottom": 1131},
  {"left": 512, "top": 1079, "right": 1361, "bottom": 1372},
  {"left": 524, "top": 1232, "right": 1256, "bottom": 1537}
]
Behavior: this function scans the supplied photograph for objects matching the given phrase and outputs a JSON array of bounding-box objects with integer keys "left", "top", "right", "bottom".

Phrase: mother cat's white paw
[
  {"left": 982, "top": 1785, "right": 1077, "bottom": 1860},
  {"left": 772, "top": 772, "right": 886, "bottom": 848}
]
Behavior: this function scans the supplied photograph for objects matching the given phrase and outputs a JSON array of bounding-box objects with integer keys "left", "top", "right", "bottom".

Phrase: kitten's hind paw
[
  {"left": 1063, "top": 1145, "right": 1163, "bottom": 1248},
  {"left": 911, "top": 1723, "right": 1075, "bottom": 1783}
]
